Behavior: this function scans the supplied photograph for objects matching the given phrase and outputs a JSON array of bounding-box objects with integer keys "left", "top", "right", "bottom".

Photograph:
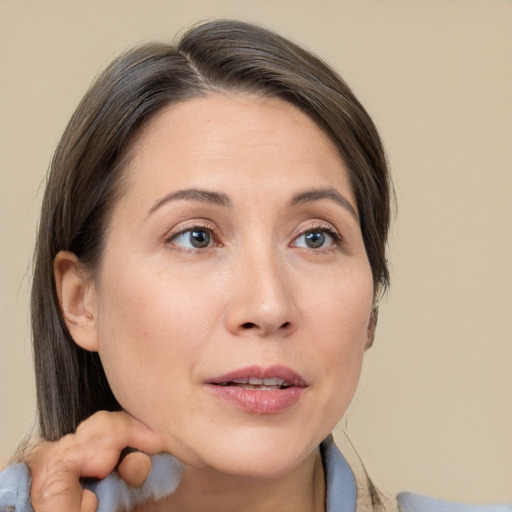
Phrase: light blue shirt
[{"left": 0, "top": 437, "right": 510, "bottom": 512}]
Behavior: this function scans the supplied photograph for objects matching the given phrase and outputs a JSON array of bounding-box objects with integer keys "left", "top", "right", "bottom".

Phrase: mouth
[
  {"left": 207, "top": 364, "right": 307, "bottom": 388},
  {"left": 216, "top": 377, "right": 293, "bottom": 390},
  {"left": 205, "top": 365, "right": 307, "bottom": 414}
]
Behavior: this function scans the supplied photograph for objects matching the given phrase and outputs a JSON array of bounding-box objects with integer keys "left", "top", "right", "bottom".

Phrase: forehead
[{"left": 123, "top": 93, "right": 354, "bottom": 206}]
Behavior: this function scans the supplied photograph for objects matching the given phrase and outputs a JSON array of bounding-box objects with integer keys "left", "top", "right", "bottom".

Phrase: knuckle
[{"left": 76, "top": 411, "right": 118, "bottom": 442}]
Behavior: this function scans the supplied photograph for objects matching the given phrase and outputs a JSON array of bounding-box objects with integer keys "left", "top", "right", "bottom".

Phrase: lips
[{"left": 205, "top": 365, "right": 307, "bottom": 414}]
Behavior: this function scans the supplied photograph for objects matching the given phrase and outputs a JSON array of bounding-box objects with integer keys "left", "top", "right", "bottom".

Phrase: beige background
[{"left": 1, "top": 0, "right": 511, "bottom": 504}]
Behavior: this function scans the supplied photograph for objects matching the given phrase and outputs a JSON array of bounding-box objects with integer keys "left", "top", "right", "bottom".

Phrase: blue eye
[
  {"left": 293, "top": 229, "right": 338, "bottom": 249},
  {"left": 171, "top": 229, "right": 213, "bottom": 249}
]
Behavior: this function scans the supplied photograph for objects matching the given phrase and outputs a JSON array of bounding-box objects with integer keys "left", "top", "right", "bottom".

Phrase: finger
[
  {"left": 75, "top": 411, "right": 166, "bottom": 477},
  {"left": 31, "top": 410, "right": 167, "bottom": 512},
  {"left": 80, "top": 489, "right": 98, "bottom": 512},
  {"left": 117, "top": 451, "right": 152, "bottom": 488},
  {"left": 30, "top": 438, "right": 84, "bottom": 512}
]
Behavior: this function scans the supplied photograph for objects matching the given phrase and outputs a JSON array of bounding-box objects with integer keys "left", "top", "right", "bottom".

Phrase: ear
[
  {"left": 54, "top": 251, "right": 99, "bottom": 352},
  {"left": 365, "top": 307, "right": 378, "bottom": 351}
]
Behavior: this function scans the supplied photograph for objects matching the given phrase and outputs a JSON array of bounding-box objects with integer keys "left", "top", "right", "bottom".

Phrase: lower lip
[{"left": 206, "top": 384, "right": 305, "bottom": 414}]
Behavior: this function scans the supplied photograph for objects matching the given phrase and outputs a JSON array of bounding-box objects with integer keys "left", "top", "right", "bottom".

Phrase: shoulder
[
  {"left": 0, "top": 462, "right": 32, "bottom": 511},
  {"left": 397, "top": 493, "right": 512, "bottom": 512},
  {"left": 327, "top": 437, "right": 512, "bottom": 512}
]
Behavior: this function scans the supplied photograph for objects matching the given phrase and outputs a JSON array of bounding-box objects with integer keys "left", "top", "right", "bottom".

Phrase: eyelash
[
  {"left": 292, "top": 224, "right": 344, "bottom": 251},
  {"left": 165, "top": 221, "right": 220, "bottom": 251},
  {"left": 164, "top": 222, "right": 344, "bottom": 252}
]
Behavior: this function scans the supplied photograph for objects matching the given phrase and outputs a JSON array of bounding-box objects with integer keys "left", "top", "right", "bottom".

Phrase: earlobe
[
  {"left": 365, "top": 307, "right": 378, "bottom": 350},
  {"left": 54, "top": 251, "right": 99, "bottom": 352}
]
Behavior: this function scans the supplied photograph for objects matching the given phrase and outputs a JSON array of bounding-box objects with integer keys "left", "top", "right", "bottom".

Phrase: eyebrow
[
  {"left": 145, "top": 186, "right": 358, "bottom": 221},
  {"left": 289, "top": 187, "right": 358, "bottom": 220},
  {"left": 146, "top": 188, "right": 232, "bottom": 217}
]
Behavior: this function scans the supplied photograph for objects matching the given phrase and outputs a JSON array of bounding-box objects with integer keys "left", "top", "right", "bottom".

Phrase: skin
[{"left": 47, "top": 93, "right": 375, "bottom": 512}]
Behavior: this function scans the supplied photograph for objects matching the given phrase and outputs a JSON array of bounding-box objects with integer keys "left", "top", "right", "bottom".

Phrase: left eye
[
  {"left": 293, "top": 229, "right": 336, "bottom": 249},
  {"left": 170, "top": 229, "right": 213, "bottom": 249}
]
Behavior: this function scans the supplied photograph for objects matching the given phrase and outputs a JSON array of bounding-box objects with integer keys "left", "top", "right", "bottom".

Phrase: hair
[{"left": 32, "top": 19, "right": 391, "bottom": 448}]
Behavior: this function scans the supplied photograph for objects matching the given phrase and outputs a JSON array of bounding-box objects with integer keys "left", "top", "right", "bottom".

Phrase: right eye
[{"left": 169, "top": 228, "right": 214, "bottom": 249}]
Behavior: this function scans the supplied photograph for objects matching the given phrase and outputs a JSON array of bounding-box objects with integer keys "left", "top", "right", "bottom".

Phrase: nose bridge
[{"left": 226, "top": 237, "right": 298, "bottom": 336}]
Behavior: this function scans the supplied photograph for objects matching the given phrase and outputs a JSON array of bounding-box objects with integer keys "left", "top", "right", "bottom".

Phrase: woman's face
[{"left": 87, "top": 94, "right": 374, "bottom": 477}]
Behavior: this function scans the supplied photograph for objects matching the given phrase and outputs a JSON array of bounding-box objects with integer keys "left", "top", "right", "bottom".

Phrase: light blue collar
[
  {"left": 0, "top": 437, "right": 358, "bottom": 512},
  {"left": 321, "top": 435, "right": 358, "bottom": 512}
]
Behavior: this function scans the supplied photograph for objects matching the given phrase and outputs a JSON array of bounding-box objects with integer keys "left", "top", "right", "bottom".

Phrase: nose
[{"left": 224, "top": 248, "right": 299, "bottom": 338}]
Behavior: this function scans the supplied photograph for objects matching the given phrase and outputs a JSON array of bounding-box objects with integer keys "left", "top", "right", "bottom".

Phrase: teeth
[
  {"left": 263, "top": 378, "right": 285, "bottom": 386},
  {"left": 231, "top": 377, "right": 287, "bottom": 386},
  {"left": 231, "top": 378, "right": 251, "bottom": 384},
  {"left": 239, "top": 385, "right": 281, "bottom": 390}
]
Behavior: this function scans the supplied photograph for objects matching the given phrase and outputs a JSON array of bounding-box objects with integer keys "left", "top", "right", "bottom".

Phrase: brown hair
[{"left": 32, "top": 19, "right": 391, "bottom": 442}]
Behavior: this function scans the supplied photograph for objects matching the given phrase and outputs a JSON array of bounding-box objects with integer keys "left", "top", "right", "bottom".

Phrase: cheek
[
  {"left": 312, "top": 263, "right": 373, "bottom": 343},
  {"left": 93, "top": 263, "right": 221, "bottom": 415},
  {"left": 306, "top": 267, "right": 373, "bottom": 413}
]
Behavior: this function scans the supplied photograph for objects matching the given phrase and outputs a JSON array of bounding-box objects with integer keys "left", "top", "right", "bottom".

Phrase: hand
[{"left": 28, "top": 411, "right": 167, "bottom": 512}]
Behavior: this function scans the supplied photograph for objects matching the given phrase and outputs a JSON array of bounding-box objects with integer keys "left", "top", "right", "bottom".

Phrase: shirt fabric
[{"left": 0, "top": 436, "right": 510, "bottom": 512}]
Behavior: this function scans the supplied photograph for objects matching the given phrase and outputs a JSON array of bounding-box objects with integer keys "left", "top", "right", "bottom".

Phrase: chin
[
  {"left": 209, "top": 450, "right": 311, "bottom": 480},
  {"left": 185, "top": 427, "right": 322, "bottom": 479}
]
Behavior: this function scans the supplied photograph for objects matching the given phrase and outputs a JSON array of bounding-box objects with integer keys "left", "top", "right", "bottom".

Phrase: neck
[{"left": 137, "top": 448, "right": 325, "bottom": 512}]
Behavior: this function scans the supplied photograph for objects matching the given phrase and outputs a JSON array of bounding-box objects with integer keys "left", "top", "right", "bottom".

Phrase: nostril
[{"left": 238, "top": 321, "right": 293, "bottom": 333}]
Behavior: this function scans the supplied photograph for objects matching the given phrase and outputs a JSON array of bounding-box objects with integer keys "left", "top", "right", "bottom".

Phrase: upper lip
[{"left": 206, "top": 365, "right": 307, "bottom": 387}]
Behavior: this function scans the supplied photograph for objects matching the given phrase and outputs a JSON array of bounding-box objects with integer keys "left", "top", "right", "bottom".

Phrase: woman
[{"left": 0, "top": 19, "right": 476, "bottom": 512}]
